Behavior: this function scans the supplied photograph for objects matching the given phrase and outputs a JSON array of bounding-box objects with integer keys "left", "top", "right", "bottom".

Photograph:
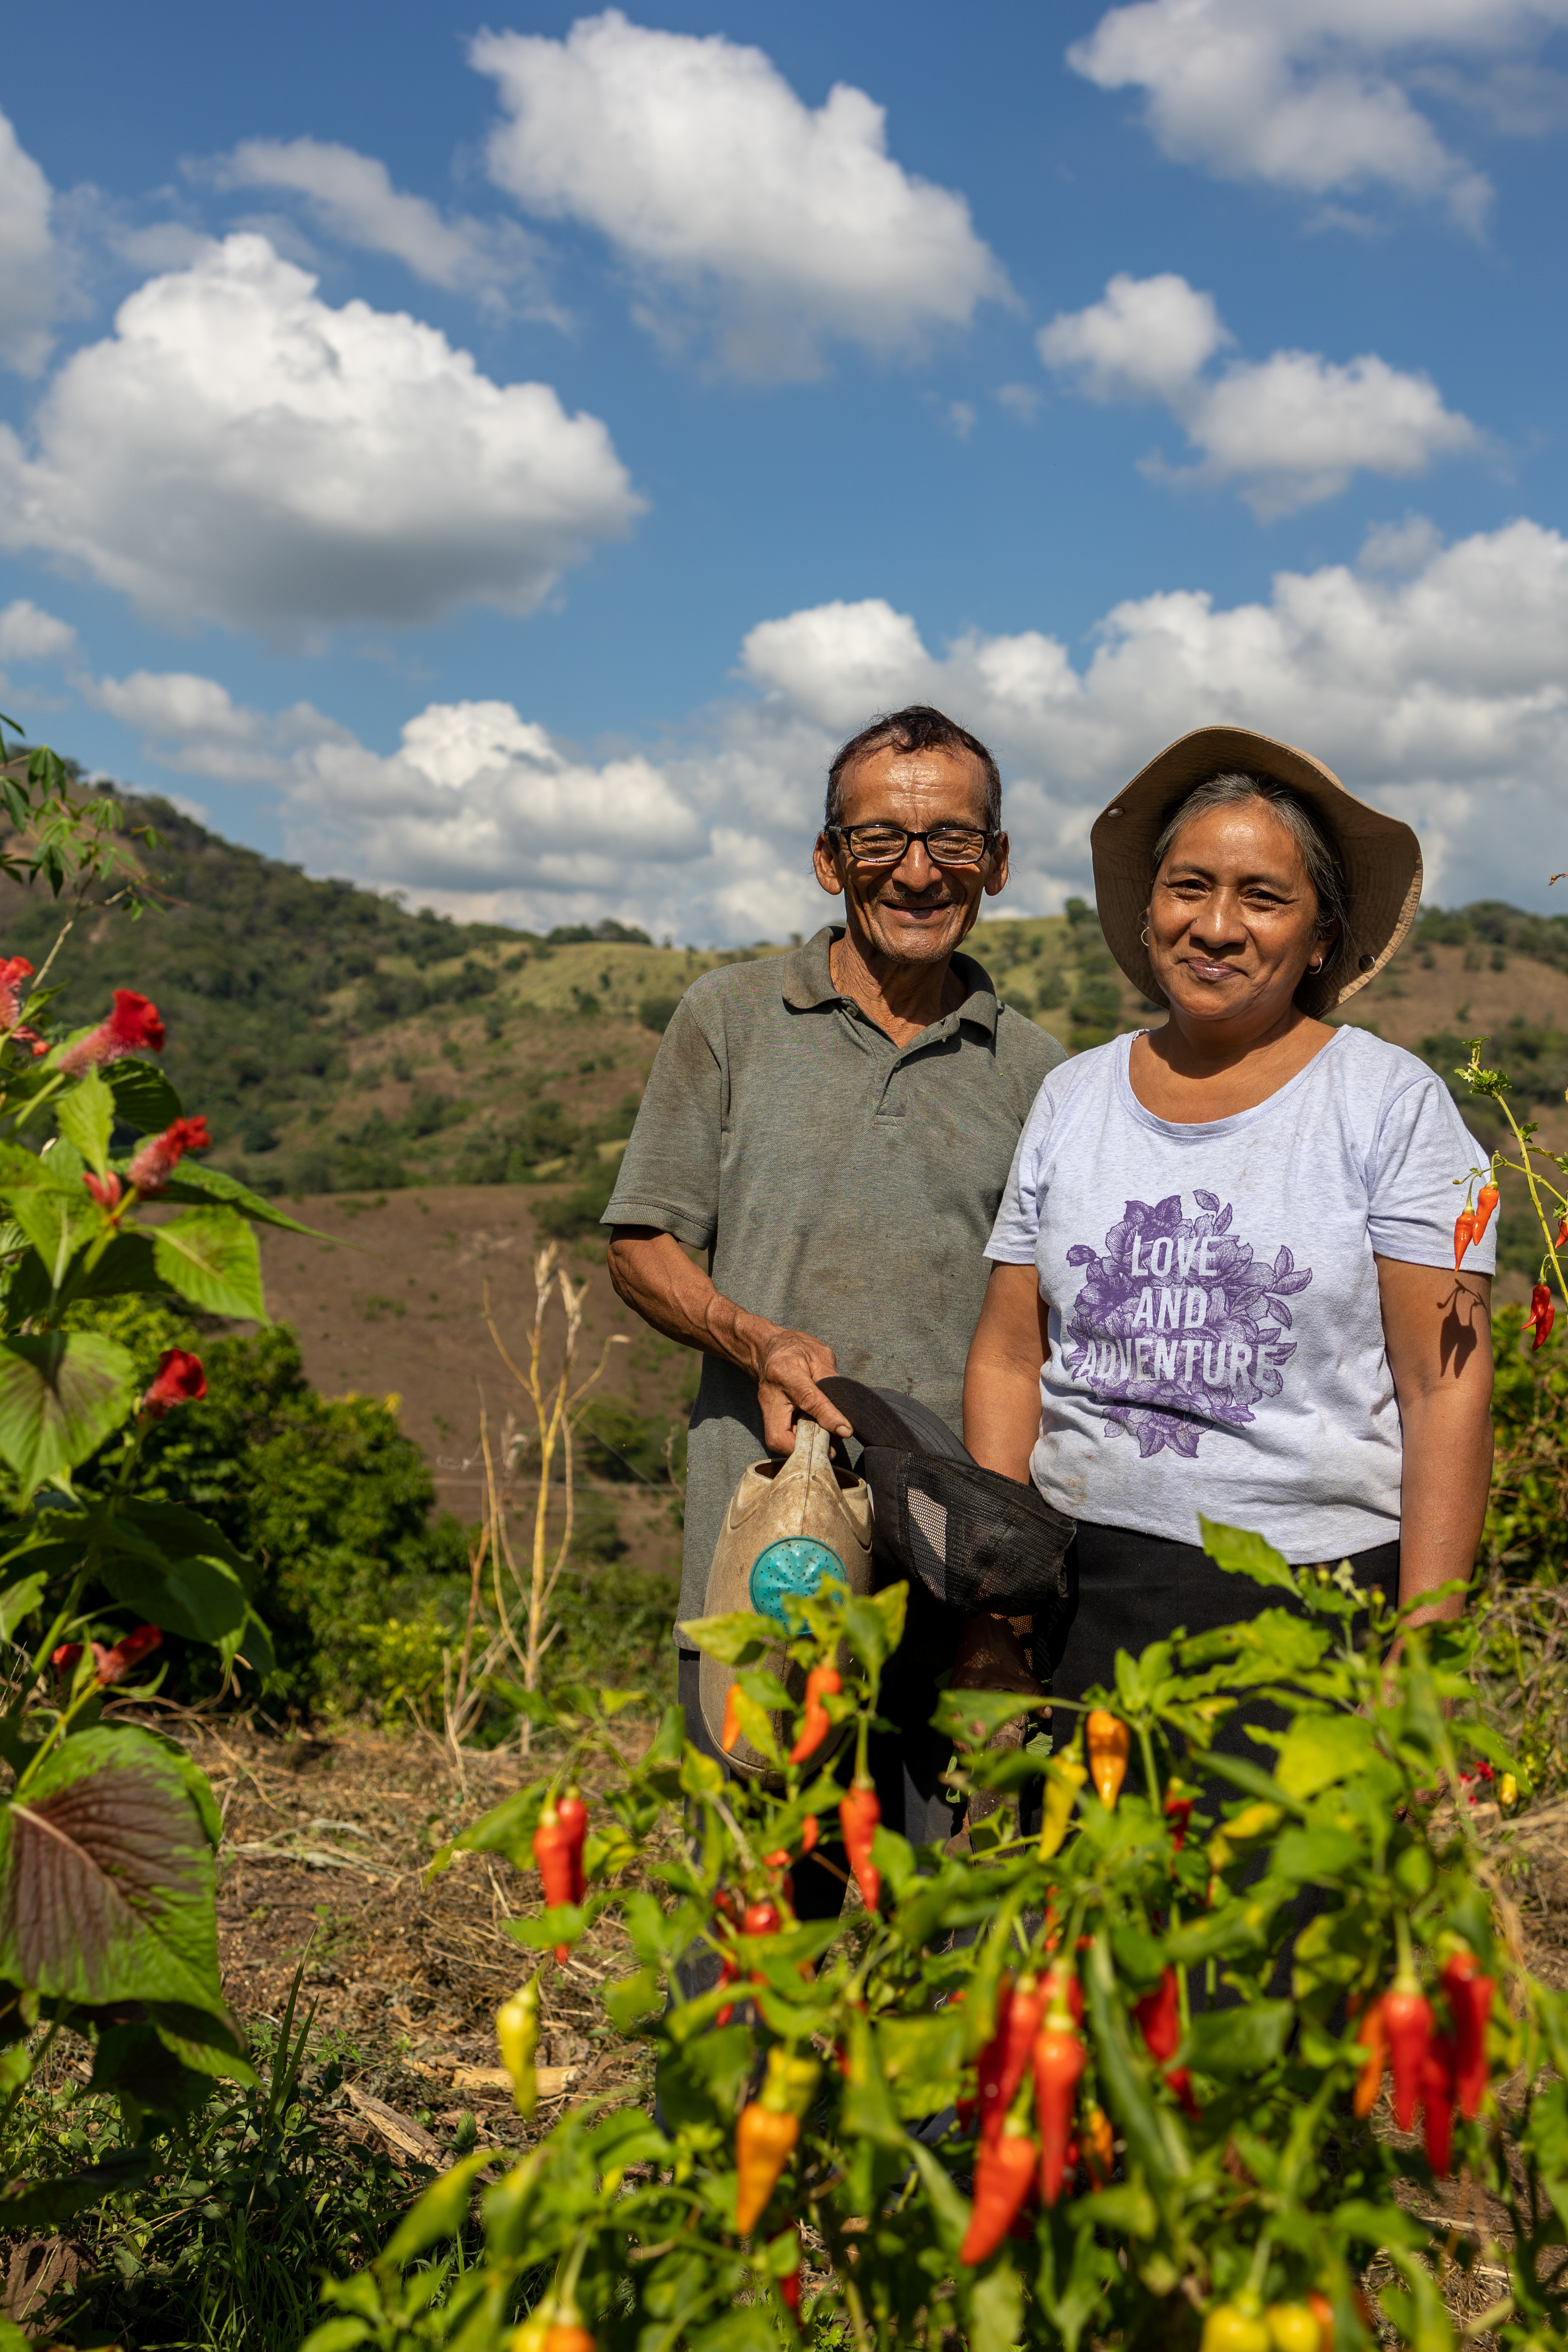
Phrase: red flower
[
  {"left": 83, "top": 1170, "right": 123, "bottom": 1211},
  {"left": 141, "top": 1348, "right": 206, "bottom": 1417},
  {"left": 59, "top": 989, "right": 165, "bottom": 1076},
  {"left": 51, "top": 1641, "right": 83, "bottom": 1677},
  {"left": 91, "top": 1625, "right": 163, "bottom": 1686},
  {"left": 0, "top": 955, "right": 34, "bottom": 1029},
  {"left": 127, "top": 1116, "right": 211, "bottom": 1195}
]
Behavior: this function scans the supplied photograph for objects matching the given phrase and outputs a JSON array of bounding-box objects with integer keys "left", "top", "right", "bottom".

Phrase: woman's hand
[
  {"left": 1377, "top": 1256, "right": 1494, "bottom": 1624},
  {"left": 963, "top": 1261, "right": 1051, "bottom": 1482}
]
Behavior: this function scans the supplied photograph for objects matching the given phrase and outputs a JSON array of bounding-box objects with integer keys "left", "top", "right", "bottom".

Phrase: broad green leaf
[
  {"left": 1271, "top": 1827, "right": 1363, "bottom": 1883},
  {"left": 602, "top": 1968, "right": 661, "bottom": 2034},
  {"left": 874, "top": 2011, "right": 965, "bottom": 2117},
  {"left": 1198, "top": 1516, "right": 1297, "bottom": 1592},
  {"left": 0, "top": 1571, "right": 45, "bottom": 1642},
  {"left": 0, "top": 2147, "right": 150, "bottom": 2233},
  {"left": 148, "top": 1997, "right": 256, "bottom": 2085},
  {"left": 298, "top": 2324, "right": 371, "bottom": 2352},
  {"left": 152, "top": 1207, "right": 266, "bottom": 1321},
  {"left": 931, "top": 1687, "right": 1040, "bottom": 1747},
  {"left": 104, "top": 1057, "right": 183, "bottom": 1133},
  {"left": 843, "top": 1582, "right": 906, "bottom": 1675},
  {"left": 98, "top": 1550, "right": 248, "bottom": 1645},
  {"left": 55, "top": 1071, "right": 114, "bottom": 1175},
  {"left": 111, "top": 1498, "right": 253, "bottom": 1579},
  {"left": 1085, "top": 1928, "right": 1190, "bottom": 2186},
  {"left": 0, "top": 1332, "right": 136, "bottom": 1496},
  {"left": 3, "top": 1179, "right": 94, "bottom": 1290},
  {"left": 152, "top": 1159, "right": 326, "bottom": 1236},
  {"left": 1275, "top": 1712, "right": 1377, "bottom": 1801},
  {"left": 840, "top": 2006, "right": 904, "bottom": 2147},
  {"left": 0, "top": 1726, "right": 224, "bottom": 2010},
  {"left": 1186, "top": 1998, "right": 1292, "bottom": 2080},
  {"left": 88, "top": 2022, "right": 215, "bottom": 2129},
  {"left": 675, "top": 1610, "right": 775, "bottom": 1666},
  {"left": 968, "top": 2258, "right": 1024, "bottom": 2352}
]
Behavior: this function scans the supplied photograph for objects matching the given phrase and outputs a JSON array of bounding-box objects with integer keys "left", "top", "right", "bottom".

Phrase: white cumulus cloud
[
  {"left": 0, "top": 598, "right": 76, "bottom": 664},
  {"left": 0, "top": 232, "right": 643, "bottom": 637},
  {"left": 472, "top": 10, "right": 1007, "bottom": 379},
  {"left": 1067, "top": 0, "right": 1568, "bottom": 228},
  {"left": 206, "top": 138, "right": 557, "bottom": 316},
  {"left": 1039, "top": 271, "right": 1477, "bottom": 516},
  {"left": 84, "top": 518, "right": 1568, "bottom": 937},
  {"left": 0, "top": 108, "right": 72, "bottom": 375}
]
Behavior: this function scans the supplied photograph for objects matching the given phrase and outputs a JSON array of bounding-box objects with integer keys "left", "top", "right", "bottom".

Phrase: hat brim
[{"left": 1090, "top": 726, "right": 1423, "bottom": 1018}]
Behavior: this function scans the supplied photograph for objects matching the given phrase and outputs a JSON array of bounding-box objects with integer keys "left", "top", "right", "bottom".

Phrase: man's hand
[
  {"left": 751, "top": 1324, "right": 849, "bottom": 1454},
  {"left": 607, "top": 1226, "right": 851, "bottom": 1454}
]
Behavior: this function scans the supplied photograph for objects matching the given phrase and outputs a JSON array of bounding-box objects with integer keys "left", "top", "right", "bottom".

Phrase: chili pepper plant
[
  {"left": 0, "top": 727, "right": 297, "bottom": 2229},
  {"left": 312, "top": 1527, "right": 1567, "bottom": 2352}
]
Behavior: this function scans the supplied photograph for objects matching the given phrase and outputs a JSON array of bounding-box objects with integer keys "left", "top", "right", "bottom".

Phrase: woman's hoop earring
[
  {"left": 1309, "top": 959, "right": 1323, "bottom": 974},
  {"left": 1139, "top": 922, "right": 1151, "bottom": 947}
]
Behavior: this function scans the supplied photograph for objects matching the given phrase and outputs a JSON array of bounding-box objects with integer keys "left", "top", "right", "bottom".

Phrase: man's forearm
[
  {"left": 1396, "top": 1387, "right": 1494, "bottom": 1621},
  {"left": 606, "top": 1228, "right": 850, "bottom": 1448}
]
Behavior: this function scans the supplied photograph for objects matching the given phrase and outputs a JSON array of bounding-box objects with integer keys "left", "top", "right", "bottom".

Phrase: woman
[{"left": 963, "top": 725, "right": 1495, "bottom": 1722}]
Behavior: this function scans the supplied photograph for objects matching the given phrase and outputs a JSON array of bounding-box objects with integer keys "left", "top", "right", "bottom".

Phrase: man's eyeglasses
[{"left": 825, "top": 823, "right": 996, "bottom": 869}]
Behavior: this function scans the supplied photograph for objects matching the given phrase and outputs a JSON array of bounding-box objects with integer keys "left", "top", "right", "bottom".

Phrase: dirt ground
[{"left": 254, "top": 1184, "right": 690, "bottom": 1579}]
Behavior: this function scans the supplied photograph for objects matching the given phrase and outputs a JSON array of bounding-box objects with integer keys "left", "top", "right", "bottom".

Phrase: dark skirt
[{"left": 1048, "top": 1521, "right": 1399, "bottom": 1762}]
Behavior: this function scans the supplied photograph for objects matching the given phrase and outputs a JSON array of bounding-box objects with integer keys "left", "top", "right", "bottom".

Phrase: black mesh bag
[{"left": 818, "top": 1376, "right": 1075, "bottom": 1647}]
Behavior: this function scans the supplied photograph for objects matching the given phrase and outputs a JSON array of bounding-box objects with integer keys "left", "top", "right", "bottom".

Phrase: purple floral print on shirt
[{"left": 1061, "top": 1189, "right": 1314, "bottom": 1458}]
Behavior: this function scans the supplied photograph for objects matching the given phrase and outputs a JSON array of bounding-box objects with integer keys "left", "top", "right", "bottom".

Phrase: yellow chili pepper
[
  {"left": 1038, "top": 1749, "right": 1088, "bottom": 1858},
  {"left": 763, "top": 2045, "right": 822, "bottom": 2119},
  {"left": 496, "top": 1975, "right": 541, "bottom": 2119},
  {"left": 1227, "top": 1801, "right": 1283, "bottom": 1842},
  {"left": 1085, "top": 1710, "right": 1130, "bottom": 1808},
  {"left": 1499, "top": 1771, "right": 1519, "bottom": 1811}
]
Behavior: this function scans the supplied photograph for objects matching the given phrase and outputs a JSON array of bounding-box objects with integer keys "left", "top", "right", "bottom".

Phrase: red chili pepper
[
  {"left": 1384, "top": 1972, "right": 1434, "bottom": 2134},
  {"left": 789, "top": 1664, "right": 842, "bottom": 1764},
  {"left": 1164, "top": 1786, "right": 1194, "bottom": 1851},
  {"left": 1353, "top": 1996, "right": 1387, "bottom": 2119},
  {"left": 532, "top": 1788, "right": 588, "bottom": 1961},
  {"left": 1423, "top": 2031, "right": 1457, "bottom": 2175},
  {"left": 960, "top": 2119, "right": 1037, "bottom": 2262},
  {"left": 1556, "top": 1216, "right": 1568, "bottom": 1250},
  {"left": 1164, "top": 2067, "right": 1200, "bottom": 2119},
  {"left": 1440, "top": 1948, "right": 1496, "bottom": 2120},
  {"left": 742, "top": 1900, "right": 782, "bottom": 1937},
  {"left": 1471, "top": 1183, "right": 1499, "bottom": 1244},
  {"left": 778, "top": 2264, "right": 801, "bottom": 2320},
  {"left": 1133, "top": 1968, "right": 1181, "bottom": 2066},
  {"left": 1528, "top": 1282, "right": 1556, "bottom": 1351},
  {"left": 839, "top": 1779, "right": 880, "bottom": 1910},
  {"left": 715, "top": 1951, "right": 741, "bottom": 2027},
  {"left": 977, "top": 1973, "right": 1045, "bottom": 2147},
  {"left": 1452, "top": 1207, "right": 1476, "bottom": 1269},
  {"left": 799, "top": 1814, "right": 819, "bottom": 1854},
  {"left": 1034, "top": 1999, "right": 1086, "bottom": 2208}
]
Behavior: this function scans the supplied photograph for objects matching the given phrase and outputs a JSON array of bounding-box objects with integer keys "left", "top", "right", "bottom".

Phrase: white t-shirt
[{"left": 984, "top": 1026, "right": 1496, "bottom": 1562}]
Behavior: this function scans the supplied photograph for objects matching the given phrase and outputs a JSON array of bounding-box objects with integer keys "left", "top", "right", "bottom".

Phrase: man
[{"left": 604, "top": 703, "right": 1064, "bottom": 1848}]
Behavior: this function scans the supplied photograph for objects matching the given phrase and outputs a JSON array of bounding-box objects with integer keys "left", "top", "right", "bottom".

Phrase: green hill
[{"left": 6, "top": 778, "right": 1567, "bottom": 1244}]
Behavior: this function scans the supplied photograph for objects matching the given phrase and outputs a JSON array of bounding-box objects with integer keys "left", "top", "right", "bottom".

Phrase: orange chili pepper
[
  {"left": 1452, "top": 1207, "right": 1475, "bottom": 1269},
  {"left": 543, "top": 2331, "right": 595, "bottom": 2352},
  {"left": 721, "top": 1684, "right": 744, "bottom": 1755},
  {"left": 839, "top": 1779, "right": 881, "bottom": 1910},
  {"left": 735, "top": 2102, "right": 799, "bottom": 2235},
  {"left": 1085, "top": 1710, "right": 1130, "bottom": 1807},
  {"left": 960, "top": 2118, "right": 1036, "bottom": 2263},
  {"left": 1081, "top": 2102, "right": 1115, "bottom": 2188},
  {"left": 789, "top": 1664, "right": 842, "bottom": 1764},
  {"left": 1034, "top": 1977, "right": 1087, "bottom": 2208},
  {"left": 1472, "top": 1183, "right": 1499, "bottom": 1244},
  {"left": 1352, "top": 1996, "right": 1386, "bottom": 2119}
]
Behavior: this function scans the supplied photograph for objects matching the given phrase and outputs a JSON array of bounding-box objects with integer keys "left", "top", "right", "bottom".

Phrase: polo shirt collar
[{"left": 781, "top": 925, "right": 999, "bottom": 1039}]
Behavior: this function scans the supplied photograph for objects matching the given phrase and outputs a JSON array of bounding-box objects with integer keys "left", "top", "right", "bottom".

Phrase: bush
[
  {"left": 638, "top": 994, "right": 681, "bottom": 1033},
  {"left": 534, "top": 1168, "right": 616, "bottom": 1240}
]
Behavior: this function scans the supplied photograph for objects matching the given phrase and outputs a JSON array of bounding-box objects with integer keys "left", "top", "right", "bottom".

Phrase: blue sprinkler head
[{"left": 748, "top": 1537, "right": 845, "bottom": 1627}]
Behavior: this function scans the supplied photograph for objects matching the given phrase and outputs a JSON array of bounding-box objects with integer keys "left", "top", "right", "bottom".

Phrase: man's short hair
[{"left": 825, "top": 705, "right": 1002, "bottom": 832}]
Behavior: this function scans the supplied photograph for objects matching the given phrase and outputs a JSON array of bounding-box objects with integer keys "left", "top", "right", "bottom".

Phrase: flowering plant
[
  {"left": 314, "top": 1537, "right": 1565, "bottom": 2352},
  {"left": 0, "top": 729, "right": 297, "bottom": 2218}
]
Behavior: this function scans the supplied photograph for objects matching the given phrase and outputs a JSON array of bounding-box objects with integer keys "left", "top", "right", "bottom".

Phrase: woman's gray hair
[{"left": 1152, "top": 771, "right": 1350, "bottom": 970}]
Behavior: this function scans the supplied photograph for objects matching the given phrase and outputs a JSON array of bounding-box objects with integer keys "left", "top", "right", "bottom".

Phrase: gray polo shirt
[{"left": 603, "top": 925, "right": 1065, "bottom": 1625}]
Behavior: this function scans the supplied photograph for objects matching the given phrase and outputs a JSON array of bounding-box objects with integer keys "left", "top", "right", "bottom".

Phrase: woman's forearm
[
  {"left": 1395, "top": 1385, "right": 1493, "bottom": 1621},
  {"left": 963, "top": 1262, "right": 1050, "bottom": 1482}
]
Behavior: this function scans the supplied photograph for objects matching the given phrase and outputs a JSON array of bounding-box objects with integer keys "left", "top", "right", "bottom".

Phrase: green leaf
[
  {"left": 1198, "top": 1516, "right": 1297, "bottom": 1592},
  {"left": 0, "top": 2147, "right": 151, "bottom": 2232},
  {"left": 603, "top": 1968, "right": 661, "bottom": 2034},
  {"left": 0, "top": 1332, "right": 136, "bottom": 1496},
  {"left": 1186, "top": 1999, "right": 1293, "bottom": 2080},
  {"left": 111, "top": 1498, "right": 253, "bottom": 1578},
  {"left": 843, "top": 1582, "right": 906, "bottom": 1676},
  {"left": 151, "top": 1159, "right": 326, "bottom": 1236},
  {"left": 0, "top": 1726, "right": 224, "bottom": 2010},
  {"left": 152, "top": 1208, "right": 266, "bottom": 1321},
  {"left": 55, "top": 1072, "right": 114, "bottom": 1176},
  {"left": 1275, "top": 1713, "right": 1376, "bottom": 1801},
  {"left": 931, "top": 1688, "right": 1041, "bottom": 1747},
  {"left": 1084, "top": 1929, "right": 1189, "bottom": 2187},
  {"left": 675, "top": 1610, "right": 775, "bottom": 1666},
  {"left": 874, "top": 2012, "right": 965, "bottom": 2118},
  {"left": 381, "top": 2151, "right": 491, "bottom": 2265},
  {"left": 104, "top": 1057, "right": 184, "bottom": 1133},
  {"left": 99, "top": 1550, "right": 248, "bottom": 1646},
  {"left": 298, "top": 2323, "right": 371, "bottom": 2352},
  {"left": 0, "top": 1571, "right": 45, "bottom": 1642},
  {"left": 840, "top": 2006, "right": 904, "bottom": 2147},
  {"left": 968, "top": 2258, "right": 1024, "bottom": 2352}
]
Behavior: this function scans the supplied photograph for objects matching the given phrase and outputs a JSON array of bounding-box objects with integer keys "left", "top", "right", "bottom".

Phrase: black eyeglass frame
[{"left": 823, "top": 822, "right": 1001, "bottom": 869}]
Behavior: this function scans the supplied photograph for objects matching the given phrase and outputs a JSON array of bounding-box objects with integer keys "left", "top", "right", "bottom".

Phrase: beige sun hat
[
  {"left": 1090, "top": 725, "right": 1423, "bottom": 1020},
  {"left": 695, "top": 1421, "right": 874, "bottom": 1783}
]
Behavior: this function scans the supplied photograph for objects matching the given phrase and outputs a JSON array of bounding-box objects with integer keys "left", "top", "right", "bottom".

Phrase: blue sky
[{"left": 0, "top": 0, "right": 1565, "bottom": 941}]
